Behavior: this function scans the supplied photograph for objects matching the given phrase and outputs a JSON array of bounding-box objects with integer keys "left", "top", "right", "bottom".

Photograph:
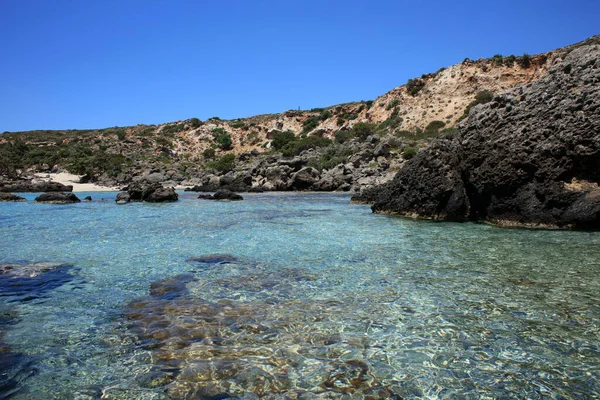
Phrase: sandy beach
[{"left": 34, "top": 172, "right": 121, "bottom": 192}]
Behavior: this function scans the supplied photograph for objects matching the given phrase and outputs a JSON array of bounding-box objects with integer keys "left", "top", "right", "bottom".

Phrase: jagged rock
[
  {"left": 313, "top": 164, "right": 353, "bottom": 191},
  {"left": 354, "top": 44, "right": 600, "bottom": 229},
  {"left": 145, "top": 185, "right": 178, "bottom": 202},
  {"left": 277, "top": 157, "right": 307, "bottom": 171},
  {"left": 0, "top": 193, "right": 26, "bottom": 202},
  {"left": 349, "top": 150, "right": 373, "bottom": 167},
  {"left": 117, "top": 183, "right": 178, "bottom": 203},
  {"left": 0, "top": 181, "right": 73, "bottom": 193},
  {"left": 83, "top": 196, "right": 92, "bottom": 202},
  {"left": 290, "top": 167, "right": 320, "bottom": 190},
  {"left": 34, "top": 192, "right": 81, "bottom": 204},
  {"left": 373, "top": 141, "right": 391, "bottom": 157},
  {"left": 144, "top": 172, "right": 166, "bottom": 184}
]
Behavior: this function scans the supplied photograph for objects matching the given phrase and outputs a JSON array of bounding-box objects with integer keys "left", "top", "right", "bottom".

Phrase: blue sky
[{"left": 1, "top": 0, "right": 598, "bottom": 132}]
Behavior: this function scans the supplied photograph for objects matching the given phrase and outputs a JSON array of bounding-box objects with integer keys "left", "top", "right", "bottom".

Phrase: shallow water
[{"left": 0, "top": 191, "right": 599, "bottom": 399}]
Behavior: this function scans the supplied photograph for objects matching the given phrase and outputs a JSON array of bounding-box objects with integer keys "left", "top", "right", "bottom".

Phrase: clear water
[{"left": 0, "top": 191, "right": 599, "bottom": 399}]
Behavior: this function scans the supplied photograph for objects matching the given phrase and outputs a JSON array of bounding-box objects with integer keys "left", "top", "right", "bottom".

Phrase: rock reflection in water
[{"left": 124, "top": 266, "right": 401, "bottom": 399}]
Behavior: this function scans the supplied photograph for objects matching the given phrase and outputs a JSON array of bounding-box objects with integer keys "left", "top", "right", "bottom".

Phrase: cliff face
[{"left": 353, "top": 42, "right": 600, "bottom": 229}]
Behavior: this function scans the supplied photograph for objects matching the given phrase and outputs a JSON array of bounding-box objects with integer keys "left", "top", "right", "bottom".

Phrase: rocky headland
[{"left": 353, "top": 42, "right": 600, "bottom": 229}]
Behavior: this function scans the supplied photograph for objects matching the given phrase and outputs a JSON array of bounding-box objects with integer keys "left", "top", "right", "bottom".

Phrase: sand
[{"left": 34, "top": 172, "right": 121, "bottom": 192}]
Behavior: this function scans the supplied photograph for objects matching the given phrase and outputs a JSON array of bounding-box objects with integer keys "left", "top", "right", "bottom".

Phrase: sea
[{"left": 0, "top": 191, "right": 598, "bottom": 399}]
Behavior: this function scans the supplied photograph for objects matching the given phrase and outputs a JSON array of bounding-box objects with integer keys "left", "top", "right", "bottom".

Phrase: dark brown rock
[
  {"left": 0, "top": 181, "right": 73, "bottom": 193},
  {"left": 34, "top": 192, "right": 81, "bottom": 204},
  {"left": 0, "top": 193, "right": 26, "bottom": 202}
]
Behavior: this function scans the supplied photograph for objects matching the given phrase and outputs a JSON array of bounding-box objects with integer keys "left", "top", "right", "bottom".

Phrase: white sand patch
[{"left": 34, "top": 172, "right": 121, "bottom": 192}]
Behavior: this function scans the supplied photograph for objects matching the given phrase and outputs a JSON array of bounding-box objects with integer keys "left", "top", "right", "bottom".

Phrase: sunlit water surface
[{"left": 0, "top": 192, "right": 599, "bottom": 399}]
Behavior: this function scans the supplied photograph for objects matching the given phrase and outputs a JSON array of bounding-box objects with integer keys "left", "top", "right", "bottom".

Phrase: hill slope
[{"left": 1, "top": 36, "right": 598, "bottom": 192}]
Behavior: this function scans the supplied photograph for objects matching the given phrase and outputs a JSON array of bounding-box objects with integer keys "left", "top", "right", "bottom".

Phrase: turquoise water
[{"left": 0, "top": 191, "right": 599, "bottom": 399}]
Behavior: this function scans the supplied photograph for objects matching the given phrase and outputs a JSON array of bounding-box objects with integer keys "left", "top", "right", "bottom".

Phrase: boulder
[
  {"left": 373, "top": 141, "right": 391, "bottom": 157},
  {"left": 117, "top": 183, "right": 178, "bottom": 203},
  {"left": 145, "top": 186, "right": 178, "bottom": 203},
  {"left": 34, "top": 192, "right": 81, "bottom": 204},
  {"left": 115, "top": 192, "right": 131, "bottom": 204},
  {"left": 290, "top": 167, "right": 320, "bottom": 190},
  {"left": 0, "top": 193, "right": 26, "bottom": 202}
]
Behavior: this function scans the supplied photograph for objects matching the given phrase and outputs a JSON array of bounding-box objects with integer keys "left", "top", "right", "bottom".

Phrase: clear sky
[{"left": 1, "top": 0, "right": 598, "bottom": 132}]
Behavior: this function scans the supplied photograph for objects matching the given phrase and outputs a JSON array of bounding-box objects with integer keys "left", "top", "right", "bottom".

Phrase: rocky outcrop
[
  {"left": 289, "top": 167, "right": 320, "bottom": 190},
  {"left": 0, "top": 193, "right": 26, "bottom": 202},
  {"left": 34, "top": 192, "right": 81, "bottom": 204},
  {"left": 116, "top": 183, "right": 178, "bottom": 203},
  {"left": 0, "top": 181, "right": 73, "bottom": 193},
  {"left": 353, "top": 44, "right": 600, "bottom": 230}
]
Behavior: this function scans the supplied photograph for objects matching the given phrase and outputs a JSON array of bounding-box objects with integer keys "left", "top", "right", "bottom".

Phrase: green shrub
[
  {"left": 365, "top": 100, "right": 374, "bottom": 108},
  {"left": 386, "top": 99, "right": 400, "bottom": 110},
  {"left": 425, "top": 120, "right": 446, "bottom": 134},
  {"left": 517, "top": 53, "right": 531, "bottom": 68},
  {"left": 301, "top": 116, "right": 320, "bottom": 134},
  {"left": 504, "top": 55, "right": 516, "bottom": 67},
  {"left": 205, "top": 154, "right": 235, "bottom": 172},
  {"left": 281, "top": 136, "right": 332, "bottom": 157},
  {"left": 230, "top": 120, "right": 247, "bottom": 129},
  {"left": 492, "top": 54, "right": 504, "bottom": 66},
  {"left": 402, "top": 147, "right": 418, "bottom": 160},
  {"left": 189, "top": 118, "right": 202, "bottom": 128},
  {"left": 156, "top": 137, "right": 172, "bottom": 148},
  {"left": 563, "top": 64, "right": 572, "bottom": 74},
  {"left": 406, "top": 78, "right": 425, "bottom": 96},
  {"left": 351, "top": 122, "right": 377, "bottom": 140},
  {"left": 215, "top": 133, "right": 232, "bottom": 150},
  {"left": 162, "top": 123, "right": 185, "bottom": 135},
  {"left": 475, "top": 90, "right": 494, "bottom": 104},
  {"left": 320, "top": 110, "right": 331, "bottom": 120},
  {"left": 460, "top": 90, "right": 495, "bottom": 121},
  {"left": 271, "top": 130, "right": 296, "bottom": 150},
  {"left": 334, "top": 130, "right": 354, "bottom": 144},
  {"left": 203, "top": 148, "right": 215, "bottom": 159}
]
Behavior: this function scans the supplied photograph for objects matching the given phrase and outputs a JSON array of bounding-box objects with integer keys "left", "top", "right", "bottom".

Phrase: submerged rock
[
  {"left": 0, "top": 193, "right": 26, "bottom": 202},
  {"left": 0, "top": 262, "right": 75, "bottom": 301},
  {"left": 186, "top": 254, "right": 238, "bottom": 264},
  {"left": 118, "top": 265, "right": 401, "bottom": 399},
  {"left": 197, "top": 190, "right": 243, "bottom": 201},
  {"left": 34, "top": 192, "right": 81, "bottom": 204},
  {"left": 354, "top": 43, "right": 600, "bottom": 229}
]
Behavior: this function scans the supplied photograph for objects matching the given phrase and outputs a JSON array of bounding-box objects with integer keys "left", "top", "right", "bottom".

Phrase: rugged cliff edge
[{"left": 352, "top": 43, "right": 600, "bottom": 230}]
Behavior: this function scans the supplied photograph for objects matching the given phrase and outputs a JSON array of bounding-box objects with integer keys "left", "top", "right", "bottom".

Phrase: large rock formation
[
  {"left": 353, "top": 43, "right": 600, "bottom": 230},
  {"left": 0, "top": 181, "right": 73, "bottom": 193},
  {"left": 34, "top": 192, "right": 81, "bottom": 204},
  {"left": 115, "top": 182, "right": 178, "bottom": 203}
]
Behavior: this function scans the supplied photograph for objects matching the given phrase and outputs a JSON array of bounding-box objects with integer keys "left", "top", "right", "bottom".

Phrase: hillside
[{"left": 2, "top": 36, "right": 597, "bottom": 192}]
